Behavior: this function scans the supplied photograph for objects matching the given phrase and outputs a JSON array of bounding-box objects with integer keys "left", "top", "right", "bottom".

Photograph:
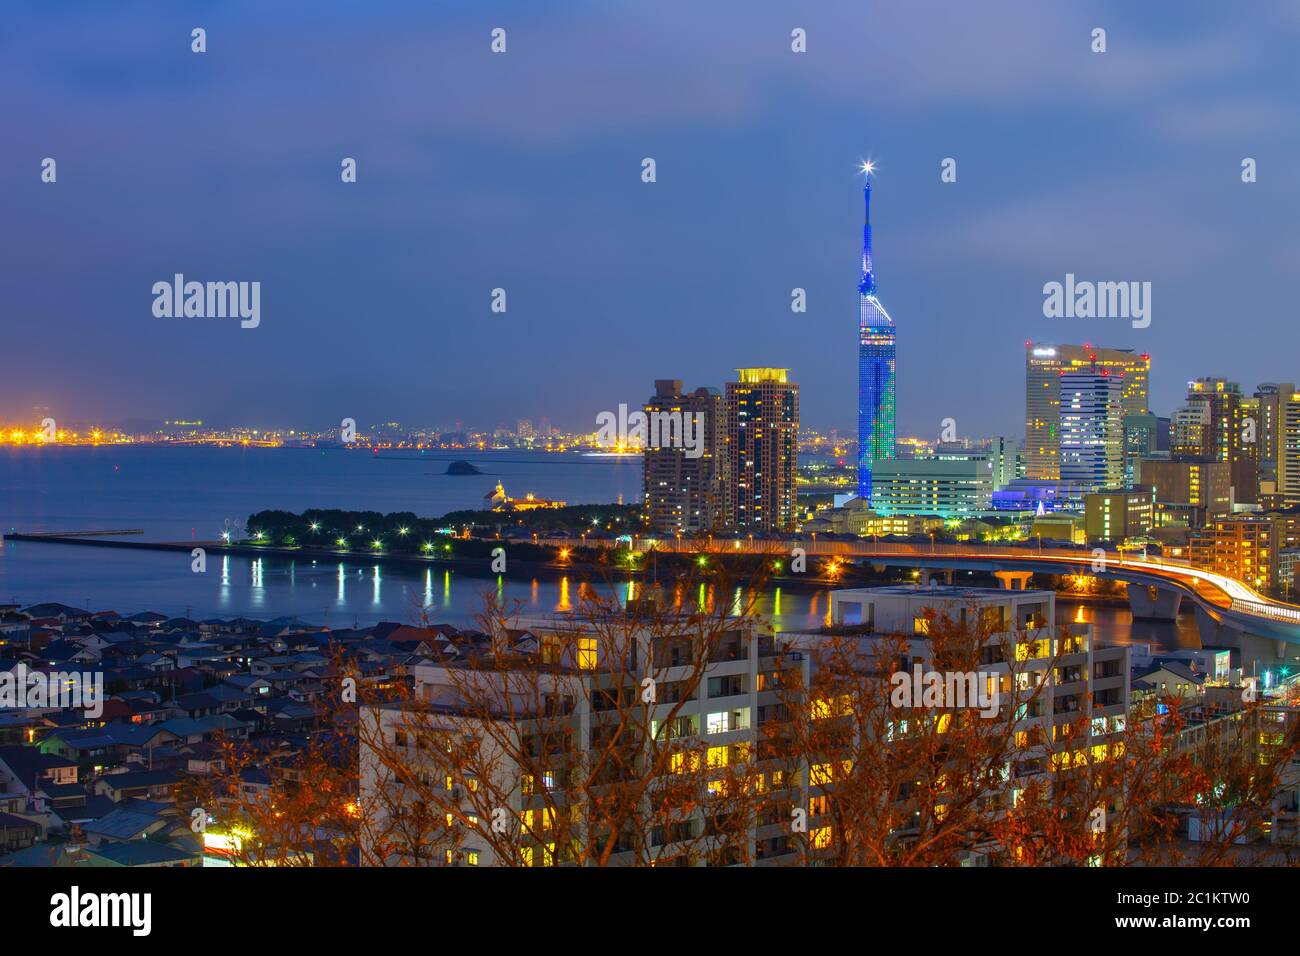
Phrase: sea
[{"left": 0, "top": 445, "right": 1198, "bottom": 648}]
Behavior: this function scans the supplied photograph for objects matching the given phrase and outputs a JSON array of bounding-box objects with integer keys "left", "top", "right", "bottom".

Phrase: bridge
[{"left": 565, "top": 536, "right": 1300, "bottom": 666}]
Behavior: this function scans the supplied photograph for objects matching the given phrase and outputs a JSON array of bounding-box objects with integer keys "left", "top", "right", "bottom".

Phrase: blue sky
[{"left": 4, "top": 0, "right": 1299, "bottom": 436}]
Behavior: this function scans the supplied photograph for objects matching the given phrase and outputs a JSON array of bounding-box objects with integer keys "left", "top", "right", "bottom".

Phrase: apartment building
[
  {"left": 725, "top": 368, "right": 800, "bottom": 532},
  {"left": 361, "top": 610, "right": 810, "bottom": 867},
  {"left": 1189, "top": 514, "right": 1283, "bottom": 591},
  {"left": 362, "top": 586, "right": 1132, "bottom": 867},
  {"left": 641, "top": 380, "right": 726, "bottom": 534},
  {"left": 781, "top": 585, "right": 1131, "bottom": 861}
]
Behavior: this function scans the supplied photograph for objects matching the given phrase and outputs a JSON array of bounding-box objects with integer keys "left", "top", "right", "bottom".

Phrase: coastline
[{"left": 1, "top": 532, "right": 842, "bottom": 593}]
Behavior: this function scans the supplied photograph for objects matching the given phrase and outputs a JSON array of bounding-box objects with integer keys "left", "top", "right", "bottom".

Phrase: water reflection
[{"left": 0, "top": 544, "right": 1202, "bottom": 649}]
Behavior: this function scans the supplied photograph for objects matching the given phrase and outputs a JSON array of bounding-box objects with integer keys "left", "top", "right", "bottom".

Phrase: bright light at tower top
[{"left": 860, "top": 160, "right": 876, "bottom": 176}]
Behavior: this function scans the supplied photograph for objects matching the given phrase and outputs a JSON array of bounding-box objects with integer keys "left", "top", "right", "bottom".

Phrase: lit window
[{"left": 670, "top": 751, "right": 701, "bottom": 774}]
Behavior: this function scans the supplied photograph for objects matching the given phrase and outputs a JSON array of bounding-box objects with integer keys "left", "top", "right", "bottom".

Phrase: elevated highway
[{"left": 593, "top": 537, "right": 1300, "bottom": 663}]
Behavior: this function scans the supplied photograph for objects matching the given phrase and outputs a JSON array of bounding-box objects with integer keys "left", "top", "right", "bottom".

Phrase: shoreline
[
  {"left": 4, "top": 532, "right": 1137, "bottom": 607},
  {"left": 1, "top": 532, "right": 845, "bottom": 594}
]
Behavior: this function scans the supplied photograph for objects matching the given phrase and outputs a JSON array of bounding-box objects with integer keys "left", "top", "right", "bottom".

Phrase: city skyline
[
  {"left": 9, "top": 0, "right": 1300, "bottom": 895},
  {"left": 5, "top": 2, "right": 1300, "bottom": 435}
]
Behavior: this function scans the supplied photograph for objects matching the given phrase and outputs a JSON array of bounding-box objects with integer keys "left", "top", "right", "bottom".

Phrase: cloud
[{"left": 1156, "top": 101, "right": 1293, "bottom": 141}]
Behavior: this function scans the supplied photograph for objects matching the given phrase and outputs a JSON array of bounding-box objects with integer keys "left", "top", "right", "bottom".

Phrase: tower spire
[
  {"left": 856, "top": 166, "right": 895, "bottom": 504},
  {"left": 858, "top": 172, "right": 876, "bottom": 295}
]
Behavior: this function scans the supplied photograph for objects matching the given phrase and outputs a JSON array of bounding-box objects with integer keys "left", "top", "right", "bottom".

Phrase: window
[
  {"left": 670, "top": 751, "right": 701, "bottom": 774},
  {"left": 540, "top": 635, "right": 561, "bottom": 665},
  {"left": 522, "top": 808, "right": 555, "bottom": 832},
  {"left": 706, "top": 708, "right": 749, "bottom": 734},
  {"left": 577, "top": 637, "right": 597, "bottom": 670},
  {"left": 912, "top": 616, "right": 930, "bottom": 635}
]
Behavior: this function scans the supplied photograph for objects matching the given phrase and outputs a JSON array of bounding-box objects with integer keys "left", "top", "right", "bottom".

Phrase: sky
[{"left": 3, "top": 0, "right": 1299, "bottom": 437}]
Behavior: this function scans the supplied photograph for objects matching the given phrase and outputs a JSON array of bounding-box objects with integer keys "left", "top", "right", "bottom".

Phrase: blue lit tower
[{"left": 857, "top": 168, "right": 896, "bottom": 501}]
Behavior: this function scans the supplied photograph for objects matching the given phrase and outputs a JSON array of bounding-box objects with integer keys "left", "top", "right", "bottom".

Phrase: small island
[{"left": 445, "top": 460, "right": 482, "bottom": 475}]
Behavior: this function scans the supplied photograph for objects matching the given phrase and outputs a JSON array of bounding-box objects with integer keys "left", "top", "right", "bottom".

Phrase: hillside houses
[{"left": 0, "top": 604, "right": 478, "bottom": 868}]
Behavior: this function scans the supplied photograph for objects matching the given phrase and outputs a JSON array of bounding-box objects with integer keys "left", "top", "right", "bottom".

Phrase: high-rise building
[
  {"left": 1058, "top": 368, "right": 1124, "bottom": 491},
  {"left": 1254, "top": 384, "right": 1283, "bottom": 496},
  {"left": 1171, "top": 402, "right": 1209, "bottom": 458},
  {"left": 1280, "top": 387, "right": 1300, "bottom": 507},
  {"left": 1241, "top": 394, "right": 1261, "bottom": 500},
  {"left": 1137, "top": 458, "right": 1232, "bottom": 529},
  {"left": 856, "top": 174, "right": 896, "bottom": 503},
  {"left": 1024, "top": 344, "right": 1149, "bottom": 480},
  {"left": 726, "top": 368, "right": 799, "bottom": 532},
  {"left": 1123, "top": 412, "right": 1161, "bottom": 485},
  {"left": 1172, "top": 378, "right": 1255, "bottom": 505},
  {"left": 1255, "top": 385, "right": 1285, "bottom": 466},
  {"left": 985, "top": 436, "right": 1020, "bottom": 489},
  {"left": 641, "top": 380, "right": 725, "bottom": 534}
]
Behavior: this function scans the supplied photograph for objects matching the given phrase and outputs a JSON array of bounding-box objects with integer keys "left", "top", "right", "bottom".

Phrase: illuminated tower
[{"left": 857, "top": 170, "right": 896, "bottom": 501}]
